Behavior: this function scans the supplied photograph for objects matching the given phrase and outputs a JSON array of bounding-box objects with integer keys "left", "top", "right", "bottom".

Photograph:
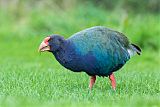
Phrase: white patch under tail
[
  {"left": 127, "top": 49, "right": 136, "bottom": 57},
  {"left": 128, "top": 44, "right": 142, "bottom": 57}
]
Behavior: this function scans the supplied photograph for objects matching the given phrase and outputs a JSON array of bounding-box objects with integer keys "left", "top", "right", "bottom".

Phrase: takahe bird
[{"left": 38, "top": 26, "right": 141, "bottom": 90}]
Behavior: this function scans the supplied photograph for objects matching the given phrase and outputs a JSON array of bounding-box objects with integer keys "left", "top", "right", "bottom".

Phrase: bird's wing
[
  {"left": 67, "top": 26, "right": 130, "bottom": 55},
  {"left": 67, "top": 26, "right": 130, "bottom": 75}
]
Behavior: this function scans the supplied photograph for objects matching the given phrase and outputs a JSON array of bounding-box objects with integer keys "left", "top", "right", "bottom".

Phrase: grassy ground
[{"left": 0, "top": 5, "right": 160, "bottom": 107}]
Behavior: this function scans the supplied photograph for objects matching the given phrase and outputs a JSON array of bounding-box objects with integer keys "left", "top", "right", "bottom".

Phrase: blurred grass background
[
  {"left": 0, "top": 0, "right": 160, "bottom": 50},
  {"left": 0, "top": 0, "right": 160, "bottom": 107}
]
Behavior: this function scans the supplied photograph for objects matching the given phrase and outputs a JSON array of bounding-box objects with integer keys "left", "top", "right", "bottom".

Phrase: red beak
[{"left": 38, "top": 37, "right": 51, "bottom": 52}]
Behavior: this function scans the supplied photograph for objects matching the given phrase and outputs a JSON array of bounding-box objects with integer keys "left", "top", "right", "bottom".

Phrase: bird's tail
[{"left": 128, "top": 44, "right": 142, "bottom": 56}]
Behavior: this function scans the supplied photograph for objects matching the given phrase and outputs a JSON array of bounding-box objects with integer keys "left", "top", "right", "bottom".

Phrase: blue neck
[
  {"left": 52, "top": 40, "right": 72, "bottom": 65},
  {"left": 51, "top": 40, "right": 83, "bottom": 72}
]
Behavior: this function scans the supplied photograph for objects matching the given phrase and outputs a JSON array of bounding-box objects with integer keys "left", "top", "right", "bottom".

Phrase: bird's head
[{"left": 38, "top": 35, "right": 65, "bottom": 53}]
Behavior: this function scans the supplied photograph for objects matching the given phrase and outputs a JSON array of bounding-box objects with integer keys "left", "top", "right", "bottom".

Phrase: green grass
[
  {"left": 0, "top": 4, "right": 160, "bottom": 107},
  {"left": 0, "top": 41, "right": 160, "bottom": 107}
]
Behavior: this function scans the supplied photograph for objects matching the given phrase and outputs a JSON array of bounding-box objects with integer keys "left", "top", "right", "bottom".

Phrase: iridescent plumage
[
  {"left": 51, "top": 26, "right": 141, "bottom": 76},
  {"left": 66, "top": 26, "right": 130, "bottom": 76},
  {"left": 39, "top": 26, "right": 141, "bottom": 90}
]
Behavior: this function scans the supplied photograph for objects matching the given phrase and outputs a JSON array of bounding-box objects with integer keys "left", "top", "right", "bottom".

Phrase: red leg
[
  {"left": 109, "top": 73, "right": 116, "bottom": 90},
  {"left": 89, "top": 76, "right": 96, "bottom": 90}
]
